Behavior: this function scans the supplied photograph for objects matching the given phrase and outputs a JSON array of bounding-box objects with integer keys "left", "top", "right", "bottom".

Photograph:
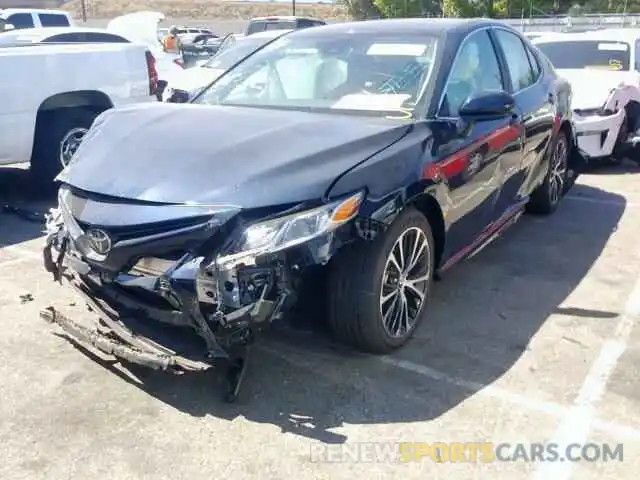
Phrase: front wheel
[
  {"left": 526, "top": 130, "right": 569, "bottom": 215},
  {"left": 327, "top": 207, "right": 435, "bottom": 354}
]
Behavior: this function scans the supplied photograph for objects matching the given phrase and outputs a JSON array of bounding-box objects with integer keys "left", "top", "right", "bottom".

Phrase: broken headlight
[{"left": 216, "top": 191, "right": 364, "bottom": 267}]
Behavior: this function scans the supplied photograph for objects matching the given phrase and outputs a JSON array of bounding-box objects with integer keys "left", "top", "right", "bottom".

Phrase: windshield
[
  {"left": 203, "top": 36, "right": 273, "bottom": 69},
  {"left": 537, "top": 40, "right": 631, "bottom": 70},
  {"left": 194, "top": 32, "right": 438, "bottom": 116}
]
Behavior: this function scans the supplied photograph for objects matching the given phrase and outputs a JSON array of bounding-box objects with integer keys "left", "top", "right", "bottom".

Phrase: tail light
[
  {"left": 174, "top": 58, "right": 184, "bottom": 68},
  {"left": 145, "top": 50, "right": 159, "bottom": 95}
]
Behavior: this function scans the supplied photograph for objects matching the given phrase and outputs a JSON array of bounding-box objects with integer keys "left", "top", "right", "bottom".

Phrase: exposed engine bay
[
  {"left": 573, "top": 83, "right": 640, "bottom": 164},
  {"left": 41, "top": 185, "right": 368, "bottom": 402}
]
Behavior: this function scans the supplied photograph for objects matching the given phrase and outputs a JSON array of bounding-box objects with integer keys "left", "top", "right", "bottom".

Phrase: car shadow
[
  {"left": 586, "top": 158, "right": 640, "bottom": 175},
  {"left": 0, "top": 166, "right": 57, "bottom": 246},
  {"left": 53, "top": 183, "right": 625, "bottom": 445}
]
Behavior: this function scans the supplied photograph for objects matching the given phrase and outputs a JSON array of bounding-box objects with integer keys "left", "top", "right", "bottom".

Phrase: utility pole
[
  {"left": 292, "top": 0, "right": 296, "bottom": 16},
  {"left": 81, "top": 0, "right": 87, "bottom": 22}
]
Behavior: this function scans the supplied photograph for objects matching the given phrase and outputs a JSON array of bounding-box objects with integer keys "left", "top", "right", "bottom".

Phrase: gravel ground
[{"left": 1, "top": 161, "right": 640, "bottom": 479}]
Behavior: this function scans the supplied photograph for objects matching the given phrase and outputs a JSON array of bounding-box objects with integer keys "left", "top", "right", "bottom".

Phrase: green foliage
[{"left": 373, "top": 0, "right": 640, "bottom": 18}]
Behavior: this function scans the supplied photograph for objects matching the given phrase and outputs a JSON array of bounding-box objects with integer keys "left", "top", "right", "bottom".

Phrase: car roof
[
  {"left": 244, "top": 29, "right": 293, "bottom": 39},
  {"left": 250, "top": 16, "right": 321, "bottom": 21},
  {"left": 0, "top": 8, "right": 70, "bottom": 15},
  {"left": 285, "top": 18, "right": 505, "bottom": 38},
  {"left": 0, "top": 26, "right": 123, "bottom": 39},
  {"left": 534, "top": 28, "right": 640, "bottom": 44}
]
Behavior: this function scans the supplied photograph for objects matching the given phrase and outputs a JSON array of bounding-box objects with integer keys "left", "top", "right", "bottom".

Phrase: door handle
[{"left": 548, "top": 92, "right": 555, "bottom": 104}]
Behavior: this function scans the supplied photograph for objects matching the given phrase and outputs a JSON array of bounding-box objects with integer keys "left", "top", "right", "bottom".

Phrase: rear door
[
  {"left": 491, "top": 28, "right": 555, "bottom": 214},
  {"left": 435, "top": 29, "right": 519, "bottom": 256}
]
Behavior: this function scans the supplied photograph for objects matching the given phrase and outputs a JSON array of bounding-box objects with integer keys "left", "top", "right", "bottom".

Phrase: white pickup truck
[{"left": 0, "top": 41, "right": 157, "bottom": 183}]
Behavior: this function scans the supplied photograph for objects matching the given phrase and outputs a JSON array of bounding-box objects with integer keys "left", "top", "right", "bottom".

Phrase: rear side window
[
  {"left": 5, "top": 13, "right": 34, "bottom": 29},
  {"left": 297, "top": 19, "right": 315, "bottom": 29},
  {"left": 525, "top": 44, "right": 541, "bottom": 79},
  {"left": 247, "top": 20, "right": 295, "bottom": 35},
  {"left": 84, "top": 32, "right": 129, "bottom": 43},
  {"left": 39, "top": 13, "right": 70, "bottom": 27},
  {"left": 493, "top": 29, "right": 538, "bottom": 91},
  {"left": 536, "top": 40, "right": 631, "bottom": 71},
  {"left": 44, "top": 33, "right": 83, "bottom": 42}
]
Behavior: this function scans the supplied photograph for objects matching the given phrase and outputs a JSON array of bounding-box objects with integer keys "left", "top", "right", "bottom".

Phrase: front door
[{"left": 435, "top": 29, "right": 522, "bottom": 258}]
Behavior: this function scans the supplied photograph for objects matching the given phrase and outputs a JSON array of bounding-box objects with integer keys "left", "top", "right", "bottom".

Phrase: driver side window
[{"left": 439, "top": 30, "right": 504, "bottom": 117}]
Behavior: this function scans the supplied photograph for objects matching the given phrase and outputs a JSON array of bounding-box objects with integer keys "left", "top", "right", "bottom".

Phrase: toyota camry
[{"left": 42, "top": 18, "right": 577, "bottom": 401}]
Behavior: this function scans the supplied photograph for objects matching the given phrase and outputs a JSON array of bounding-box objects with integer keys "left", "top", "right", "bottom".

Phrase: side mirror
[
  {"left": 459, "top": 90, "right": 516, "bottom": 118},
  {"left": 3, "top": 23, "right": 15, "bottom": 31},
  {"left": 169, "top": 89, "right": 191, "bottom": 103}
]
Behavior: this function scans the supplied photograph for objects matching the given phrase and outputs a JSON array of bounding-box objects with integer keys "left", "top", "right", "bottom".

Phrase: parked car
[
  {"left": 0, "top": 26, "right": 130, "bottom": 45},
  {"left": 534, "top": 29, "right": 640, "bottom": 165},
  {"left": 179, "top": 32, "right": 222, "bottom": 68},
  {"left": 0, "top": 41, "right": 156, "bottom": 183},
  {"left": 42, "top": 18, "right": 576, "bottom": 402},
  {"left": 246, "top": 15, "right": 326, "bottom": 35},
  {"left": 0, "top": 8, "right": 72, "bottom": 31},
  {"left": 163, "top": 29, "right": 293, "bottom": 102},
  {"left": 107, "top": 11, "right": 185, "bottom": 98}
]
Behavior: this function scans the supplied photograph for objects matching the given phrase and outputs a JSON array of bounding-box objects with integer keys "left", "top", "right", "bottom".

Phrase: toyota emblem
[{"left": 86, "top": 229, "right": 112, "bottom": 255}]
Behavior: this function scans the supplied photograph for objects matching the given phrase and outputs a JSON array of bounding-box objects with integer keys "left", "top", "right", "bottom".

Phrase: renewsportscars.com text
[{"left": 309, "top": 442, "right": 624, "bottom": 463}]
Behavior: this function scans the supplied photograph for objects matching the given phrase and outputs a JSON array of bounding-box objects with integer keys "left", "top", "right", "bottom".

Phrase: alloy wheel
[
  {"left": 549, "top": 137, "right": 568, "bottom": 205},
  {"left": 59, "top": 127, "right": 88, "bottom": 167},
  {"left": 379, "top": 226, "right": 431, "bottom": 338}
]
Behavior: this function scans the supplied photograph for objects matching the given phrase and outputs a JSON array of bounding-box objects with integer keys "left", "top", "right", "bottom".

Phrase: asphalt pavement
[{"left": 1, "top": 161, "right": 640, "bottom": 479}]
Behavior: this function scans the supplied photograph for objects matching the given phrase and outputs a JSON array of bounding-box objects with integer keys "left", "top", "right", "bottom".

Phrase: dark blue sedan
[{"left": 43, "top": 18, "right": 577, "bottom": 401}]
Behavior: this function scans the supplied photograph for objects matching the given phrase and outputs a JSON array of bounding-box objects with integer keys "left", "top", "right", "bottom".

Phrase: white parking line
[
  {"left": 531, "top": 271, "right": 640, "bottom": 480},
  {"left": 261, "top": 344, "right": 640, "bottom": 440}
]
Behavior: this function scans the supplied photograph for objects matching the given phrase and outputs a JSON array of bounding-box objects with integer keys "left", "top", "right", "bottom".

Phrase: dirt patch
[{"left": 61, "top": 0, "right": 350, "bottom": 20}]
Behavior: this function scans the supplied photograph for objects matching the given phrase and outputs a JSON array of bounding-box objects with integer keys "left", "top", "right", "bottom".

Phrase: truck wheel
[
  {"left": 327, "top": 207, "right": 435, "bottom": 354},
  {"left": 526, "top": 130, "right": 569, "bottom": 215},
  {"left": 31, "top": 108, "right": 100, "bottom": 185}
]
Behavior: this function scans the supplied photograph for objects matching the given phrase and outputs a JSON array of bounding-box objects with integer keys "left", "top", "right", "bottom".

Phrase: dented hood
[{"left": 58, "top": 103, "right": 411, "bottom": 208}]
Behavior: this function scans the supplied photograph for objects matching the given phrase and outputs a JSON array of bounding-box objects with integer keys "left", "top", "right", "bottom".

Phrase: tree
[{"left": 373, "top": 0, "right": 441, "bottom": 17}]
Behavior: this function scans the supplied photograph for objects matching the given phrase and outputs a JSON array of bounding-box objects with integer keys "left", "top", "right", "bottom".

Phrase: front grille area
[{"left": 75, "top": 216, "right": 213, "bottom": 244}]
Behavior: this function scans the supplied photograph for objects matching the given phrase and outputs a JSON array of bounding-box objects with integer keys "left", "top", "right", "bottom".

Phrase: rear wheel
[
  {"left": 31, "top": 108, "right": 101, "bottom": 186},
  {"left": 327, "top": 208, "right": 435, "bottom": 354},
  {"left": 526, "top": 130, "right": 569, "bottom": 215}
]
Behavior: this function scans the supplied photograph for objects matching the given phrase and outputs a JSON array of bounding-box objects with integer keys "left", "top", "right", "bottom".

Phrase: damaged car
[
  {"left": 534, "top": 30, "right": 640, "bottom": 166},
  {"left": 42, "top": 19, "right": 576, "bottom": 402}
]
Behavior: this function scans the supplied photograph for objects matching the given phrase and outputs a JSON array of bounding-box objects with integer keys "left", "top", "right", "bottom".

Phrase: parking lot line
[
  {"left": 261, "top": 344, "right": 640, "bottom": 440},
  {"left": 531, "top": 269, "right": 640, "bottom": 480}
]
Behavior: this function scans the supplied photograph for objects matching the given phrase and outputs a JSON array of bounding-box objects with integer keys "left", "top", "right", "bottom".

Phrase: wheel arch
[
  {"left": 31, "top": 91, "right": 113, "bottom": 163},
  {"left": 408, "top": 192, "right": 446, "bottom": 270}
]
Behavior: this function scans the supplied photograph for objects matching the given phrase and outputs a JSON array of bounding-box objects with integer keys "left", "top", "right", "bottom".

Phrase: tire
[
  {"left": 526, "top": 130, "right": 569, "bottom": 215},
  {"left": 31, "top": 108, "right": 101, "bottom": 186},
  {"left": 327, "top": 207, "right": 435, "bottom": 354}
]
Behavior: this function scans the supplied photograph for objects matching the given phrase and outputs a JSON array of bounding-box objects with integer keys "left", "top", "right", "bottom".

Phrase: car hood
[
  {"left": 58, "top": 103, "right": 412, "bottom": 208},
  {"left": 557, "top": 68, "right": 639, "bottom": 109},
  {"left": 168, "top": 66, "right": 223, "bottom": 93},
  {"left": 107, "top": 10, "right": 163, "bottom": 51}
]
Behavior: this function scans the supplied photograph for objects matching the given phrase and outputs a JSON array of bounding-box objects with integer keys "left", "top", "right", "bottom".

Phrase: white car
[
  {"left": 107, "top": 11, "right": 185, "bottom": 94},
  {"left": 0, "top": 8, "right": 73, "bottom": 31},
  {"left": 162, "top": 29, "right": 292, "bottom": 102},
  {"left": 0, "top": 42, "right": 156, "bottom": 182},
  {"left": 534, "top": 29, "right": 640, "bottom": 164}
]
